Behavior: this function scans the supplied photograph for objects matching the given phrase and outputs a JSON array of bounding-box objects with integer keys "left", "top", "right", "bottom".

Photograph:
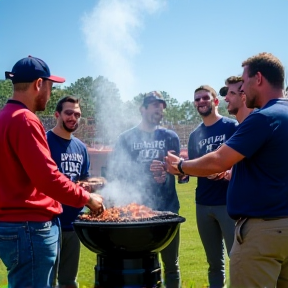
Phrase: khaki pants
[{"left": 229, "top": 218, "right": 288, "bottom": 288}]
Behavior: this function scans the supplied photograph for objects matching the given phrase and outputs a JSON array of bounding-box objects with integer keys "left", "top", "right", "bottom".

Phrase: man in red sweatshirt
[{"left": 0, "top": 56, "right": 103, "bottom": 288}]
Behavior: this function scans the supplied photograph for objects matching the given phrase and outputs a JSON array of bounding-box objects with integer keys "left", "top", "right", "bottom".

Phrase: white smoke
[
  {"left": 82, "top": 0, "right": 166, "bottom": 101},
  {"left": 100, "top": 180, "right": 153, "bottom": 209}
]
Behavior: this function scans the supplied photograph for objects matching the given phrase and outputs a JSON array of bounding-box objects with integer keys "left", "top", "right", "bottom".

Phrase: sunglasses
[
  {"left": 194, "top": 95, "right": 211, "bottom": 102},
  {"left": 63, "top": 110, "right": 81, "bottom": 119}
]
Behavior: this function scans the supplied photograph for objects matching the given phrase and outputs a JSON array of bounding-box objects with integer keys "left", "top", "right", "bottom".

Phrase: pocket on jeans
[
  {"left": 32, "top": 222, "right": 59, "bottom": 246},
  {"left": 32, "top": 221, "right": 53, "bottom": 237},
  {"left": 0, "top": 232, "right": 19, "bottom": 270}
]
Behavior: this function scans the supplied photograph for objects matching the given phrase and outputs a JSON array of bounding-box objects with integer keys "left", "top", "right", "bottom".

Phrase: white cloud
[{"left": 82, "top": 0, "right": 166, "bottom": 101}]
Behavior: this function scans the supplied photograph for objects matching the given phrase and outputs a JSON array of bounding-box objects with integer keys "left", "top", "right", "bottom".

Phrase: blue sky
[{"left": 0, "top": 0, "right": 287, "bottom": 103}]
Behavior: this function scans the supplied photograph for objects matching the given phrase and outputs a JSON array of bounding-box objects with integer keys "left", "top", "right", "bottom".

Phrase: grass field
[{"left": 0, "top": 178, "right": 229, "bottom": 287}]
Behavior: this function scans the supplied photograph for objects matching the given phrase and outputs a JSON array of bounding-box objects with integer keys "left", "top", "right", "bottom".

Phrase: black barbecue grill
[{"left": 73, "top": 211, "right": 185, "bottom": 288}]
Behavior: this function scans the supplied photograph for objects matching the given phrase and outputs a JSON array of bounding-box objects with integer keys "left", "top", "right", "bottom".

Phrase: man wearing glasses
[
  {"left": 187, "top": 85, "right": 237, "bottom": 288},
  {"left": 46, "top": 96, "right": 96, "bottom": 288}
]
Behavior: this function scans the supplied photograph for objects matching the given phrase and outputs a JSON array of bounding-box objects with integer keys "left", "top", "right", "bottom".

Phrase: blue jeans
[
  {"left": 196, "top": 204, "right": 235, "bottom": 288},
  {"left": 0, "top": 218, "right": 60, "bottom": 288}
]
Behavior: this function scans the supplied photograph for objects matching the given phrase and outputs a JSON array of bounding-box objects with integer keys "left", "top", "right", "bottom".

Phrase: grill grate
[{"left": 78, "top": 203, "right": 178, "bottom": 223}]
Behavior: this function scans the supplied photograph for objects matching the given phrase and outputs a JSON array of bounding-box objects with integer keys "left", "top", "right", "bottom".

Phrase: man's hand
[
  {"left": 207, "top": 169, "right": 232, "bottom": 181},
  {"left": 150, "top": 160, "right": 166, "bottom": 184},
  {"left": 87, "top": 177, "right": 107, "bottom": 192},
  {"left": 164, "top": 151, "right": 182, "bottom": 175},
  {"left": 224, "top": 169, "right": 232, "bottom": 180},
  {"left": 86, "top": 193, "right": 105, "bottom": 215},
  {"left": 78, "top": 181, "right": 92, "bottom": 192},
  {"left": 179, "top": 149, "right": 188, "bottom": 160},
  {"left": 207, "top": 172, "right": 225, "bottom": 180},
  {"left": 77, "top": 177, "right": 106, "bottom": 193}
]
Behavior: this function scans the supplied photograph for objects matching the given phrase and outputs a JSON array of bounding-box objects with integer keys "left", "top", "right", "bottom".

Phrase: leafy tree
[
  {"left": 218, "top": 98, "right": 234, "bottom": 119},
  {"left": 179, "top": 100, "right": 201, "bottom": 125},
  {"left": 92, "top": 76, "right": 125, "bottom": 144},
  {"left": 121, "top": 99, "right": 141, "bottom": 129},
  {"left": 1, "top": 75, "right": 238, "bottom": 147},
  {"left": 0, "top": 80, "right": 13, "bottom": 109},
  {"left": 66, "top": 76, "right": 128, "bottom": 144},
  {"left": 66, "top": 77, "right": 96, "bottom": 118},
  {"left": 37, "top": 86, "right": 68, "bottom": 116},
  {"left": 162, "top": 92, "right": 181, "bottom": 125}
]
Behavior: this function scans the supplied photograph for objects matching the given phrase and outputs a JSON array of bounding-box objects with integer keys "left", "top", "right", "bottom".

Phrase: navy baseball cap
[
  {"left": 142, "top": 91, "right": 167, "bottom": 108},
  {"left": 219, "top": 86, "right": 228, "bottom": 96},
  {"left": 5, "top": 56, "right": 65, "bottom": 84}
]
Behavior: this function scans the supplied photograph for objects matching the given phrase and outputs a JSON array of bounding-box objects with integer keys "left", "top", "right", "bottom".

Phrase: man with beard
[
  {"left": 0, "top": 56, "right": 103, "bottom": 288},
  {"left": 108, "top": 91, "right": 181, "bottom": 288},
  {"left": 187, "top": 85, "right": 237, "bottom": 288},
  {"left": 165, "top": 53, "right": 288, "bottom": 287},
  {"left": 46, "top": 96, "right": 91, "bottom": 288}
]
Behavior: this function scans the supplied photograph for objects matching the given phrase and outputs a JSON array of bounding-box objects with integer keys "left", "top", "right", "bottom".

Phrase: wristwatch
[{"left": 177, "top": 159, "right": 185, "bottom": 174}]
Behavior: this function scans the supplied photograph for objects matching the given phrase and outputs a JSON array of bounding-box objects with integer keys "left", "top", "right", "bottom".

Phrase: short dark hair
[
  {"left": 194, "top": 85, "right": 217, "bottom": 99},
  {"left": 242, "top": 52, "right": 284, "bottom": 89},
  {"left": 219, "top": 76, "right": 243, "bottom": 96},
  {"left": 55, "top": 96, "right": 80, "bottom": 113}
]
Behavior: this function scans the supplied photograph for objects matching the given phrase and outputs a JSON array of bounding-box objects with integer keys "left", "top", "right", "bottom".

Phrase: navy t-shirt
[
  {"left": 46, "top": 130, "right": 90, "bottom": 230},
  {"left": 226, "top": 99, "right": 288, "bottom": 219},
  {"left": 188, "top": 117, "right": 238, "bottom": 205},
  {"left": 108, "top": 126, "right": 180, "bottom": 213}
]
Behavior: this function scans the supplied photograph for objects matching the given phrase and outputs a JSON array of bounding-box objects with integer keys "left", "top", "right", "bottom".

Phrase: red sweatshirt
[{"left": 0, "top": 100, "right": 90, "bottom": 222}]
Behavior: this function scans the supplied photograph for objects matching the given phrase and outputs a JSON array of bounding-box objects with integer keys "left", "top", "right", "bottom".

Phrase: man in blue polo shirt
[{"left": 165, "top": 52, "right": 288, "bottom": 287}]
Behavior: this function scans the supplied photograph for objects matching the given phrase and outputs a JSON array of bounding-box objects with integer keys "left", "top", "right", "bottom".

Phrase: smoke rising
[
  {"left": 82, "top": 0, "right": 166, "bottom": 101},
  {"left": 100, "top": 179, "right": 155, "bottom": 209},
  {"left": 81, "top": 0, "right": 167, "bottom": 209}
]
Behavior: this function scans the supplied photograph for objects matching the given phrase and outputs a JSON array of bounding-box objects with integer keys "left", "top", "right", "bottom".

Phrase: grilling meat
[{"left": 78, "top": 203, "right": 176, "bottom": 222}]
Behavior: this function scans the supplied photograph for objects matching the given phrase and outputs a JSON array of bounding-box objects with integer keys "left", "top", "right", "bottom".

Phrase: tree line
[{"left": 0, "top": 76, "right": 253, "bottom": 145}]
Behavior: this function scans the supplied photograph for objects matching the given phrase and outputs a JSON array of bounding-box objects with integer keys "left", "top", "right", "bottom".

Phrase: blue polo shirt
[{"left": 226, "top": 99, "right": 288, "bottom": 219}]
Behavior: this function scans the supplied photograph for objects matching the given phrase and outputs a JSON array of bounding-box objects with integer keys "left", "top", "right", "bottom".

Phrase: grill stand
[{"left": 95, "top": 253, "right": 162, "bottom": 288}]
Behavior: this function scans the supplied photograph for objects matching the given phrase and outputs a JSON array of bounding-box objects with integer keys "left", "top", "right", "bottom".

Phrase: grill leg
[{"left": 94, "top": 253, "right": 162, "bottom": 288}]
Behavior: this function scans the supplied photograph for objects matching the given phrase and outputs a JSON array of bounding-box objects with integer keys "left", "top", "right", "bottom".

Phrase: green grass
[{"left": 0, "top": 178, "right": 229, "bottom": 287}]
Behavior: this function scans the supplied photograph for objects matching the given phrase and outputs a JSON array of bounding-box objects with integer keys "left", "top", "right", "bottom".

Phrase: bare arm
[{"left": 165, "top": 144, "right": 244, "bottom": 177}]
